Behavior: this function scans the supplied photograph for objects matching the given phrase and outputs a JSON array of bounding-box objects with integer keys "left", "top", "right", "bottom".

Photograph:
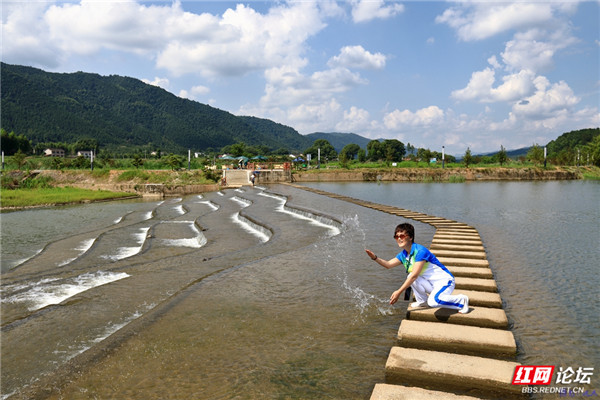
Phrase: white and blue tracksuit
[{"left": 397, "top": 243, "right": 468, "bottom": 311}]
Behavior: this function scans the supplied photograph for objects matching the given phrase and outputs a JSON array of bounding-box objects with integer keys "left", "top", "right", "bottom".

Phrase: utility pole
[{"left": 442, "top": 146, "right": 445, "bottom": 169}]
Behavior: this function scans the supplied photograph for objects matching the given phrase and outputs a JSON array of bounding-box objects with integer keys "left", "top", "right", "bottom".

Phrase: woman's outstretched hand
[{"left": 365, "top": 249, "right": 376, "bottom": 260}]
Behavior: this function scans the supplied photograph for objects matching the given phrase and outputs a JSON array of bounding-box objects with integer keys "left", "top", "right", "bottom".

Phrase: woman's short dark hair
[{"left": 395, "top": 223, "right": 414, "bottom": 241}]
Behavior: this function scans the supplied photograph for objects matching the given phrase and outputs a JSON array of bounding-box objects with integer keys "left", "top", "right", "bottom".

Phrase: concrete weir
[{"left": 285, "top": 183, "right": 523, "bottom": 400}]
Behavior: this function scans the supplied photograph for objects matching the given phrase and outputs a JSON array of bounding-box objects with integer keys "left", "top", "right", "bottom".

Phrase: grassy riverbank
[
  {"left": 2, "top": 165, "right": 598, "bottom": 210},
  {"left": 1, "top": 186, "right": 137, "bottom": 209}
]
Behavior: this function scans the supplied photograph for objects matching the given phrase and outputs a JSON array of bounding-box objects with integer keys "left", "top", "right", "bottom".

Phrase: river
[{"left": 1, "top": 181, "right": 598, "bottom": 399}]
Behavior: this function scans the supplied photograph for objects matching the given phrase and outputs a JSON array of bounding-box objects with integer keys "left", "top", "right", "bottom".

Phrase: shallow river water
[{"left": 1, "top": 181, "right": 598, "bottom": 399}]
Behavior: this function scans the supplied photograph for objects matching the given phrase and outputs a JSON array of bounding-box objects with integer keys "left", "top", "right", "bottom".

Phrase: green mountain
[
  {"left": 546, "top": 128, "right": 599, "bottom": 155},
  {"left": 0, "top": 63, "right": 315, "bottom": 154},
  {"left": 477, "top": 128, "right": 599, "bottom": 160},
  {"left": 305, "top": 132, "right": 375, "bottom": 153}
]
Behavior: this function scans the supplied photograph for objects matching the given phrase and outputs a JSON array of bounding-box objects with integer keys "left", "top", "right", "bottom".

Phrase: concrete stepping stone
[
  {"left": 447, "top": 266, "right": 493, "bottom": 279},
  {"left": 406, "top": 305, "right": 509, "bottom": 329},
  {"left": 385, "top": 347, "right": 523, "bottom": 398},
  {"left": 434, "top": 232, "right": 481, "bottom": 240},
  {"left": 431, "top": 249, "right": 487, "bottom": 260},
  {"left": 430, "top": 243, "right": 485, "bottom": 252},
  {"left": 437, "top": 227, "right": 479, "bottom": 232},
  {"left": 397, "top": 320, "right": 517, "bottom": 358},
  {"left": 432, "top": 238, "right": 483, "bottom": 246},
  {"left": 452, "top": 290, "right": 502, "bottom": 308},
  {"left": 437, "top": 257, "right": 489, "bottom": 268},
  {"left": 432, "top": 223, "right": 474, "bottom": 229},
  {"left": 370, "top": 383, "right": 484, "bottom": 400},
  {"left": 455, "top": 277, "right": 497, "bottom": 292}
]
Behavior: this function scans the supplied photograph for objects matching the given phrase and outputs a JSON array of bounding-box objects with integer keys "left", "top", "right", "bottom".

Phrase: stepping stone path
[{"left": 287, "top": 184, "right": 525, "bottom": 399}]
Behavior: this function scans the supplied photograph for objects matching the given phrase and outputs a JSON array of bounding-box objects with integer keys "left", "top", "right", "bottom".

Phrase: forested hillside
[
  {"left": 0, "top": 63, "right": 313, "bottom": 154},
  {"left": 304, "top": 132, "right": 374, "bottom": 153}
]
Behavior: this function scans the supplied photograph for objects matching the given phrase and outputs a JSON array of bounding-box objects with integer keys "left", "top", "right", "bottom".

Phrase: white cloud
[
  {"left": 512, "top": 77, "right": 580, "bottom": 119},
  {"left": 1, "top": 2, "right": 62, "bottom": 67},
  {"left": 3, "top": 1, "right": 329, "bottom": 80},
  {"left": 351, "top": 0, "right": 404, "bottom": 23},
  {"left": 327, "top": 45, "right": 386, "bottom": 70},
  {"left": 179, "top": 85, "right": 211, "bottom": 101},
  {"left": 157, "top": 2, "right": 328, "bottom": 78},
  {"left": 501, "top": 28, "right": 578, "bottom": 73},
  {"left": 44, "top": 0, "right": 176, "bottom": 55},
  {"left": 335, "top": 106, "right": 374, "bottom": 132},
  {"left": 436, "top": 2, "right": 558, "bottom": 42},
  {"left": 452, "top": 68, "right": 536, "bottom": 103},
  {"left": 258, "top": 65, "right": 366, "bottom": 110},
  {"left": 384, "top": 106, "right": 445, "bottom": 129},
  {"left": 142, "top": 77, "right": 170, "bottom": 90}
]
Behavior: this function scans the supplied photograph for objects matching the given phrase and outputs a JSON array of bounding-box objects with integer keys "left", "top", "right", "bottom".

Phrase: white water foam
[
  {"left": 57, "top": 238, "right": 96, "bottom": 266},
  {"left": 158, "top": 222, "right": 207, "bottom": 248},
  {"left": 199, "top": 200, "right": 219, "bottom": 210},
  {"left": 231, "top": 196, "right": 251, "bottom": 207},
  {"left": 2, "top": 271, "right": 130, "bottom": 311},
  {"left": 101, "top": 227, "right": 149, "bottom": 261},
  {"left": 142, "top": 211, "right": 153, "bottom": 221},
  {"left": 231, "top": 212, "right": 271, "bottom": 243},
  {"left": 173, "top": 205, "right": 185, "bottom": 215},
  {"left": 258, "top": 192, "right": 340, "bottom": 236}
]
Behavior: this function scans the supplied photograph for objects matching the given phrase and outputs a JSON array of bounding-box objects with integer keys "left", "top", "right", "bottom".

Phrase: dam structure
[{"left": 288, "top": 183, "right": 524, "bottom": 400}]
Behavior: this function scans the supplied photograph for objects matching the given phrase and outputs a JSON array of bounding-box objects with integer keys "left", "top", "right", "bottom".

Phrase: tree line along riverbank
[{"left": 1, "top": 166, "right": 598, "bottom": 211}]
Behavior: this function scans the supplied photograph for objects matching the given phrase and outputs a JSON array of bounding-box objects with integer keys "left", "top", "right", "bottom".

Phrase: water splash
[{"left": 325, "top": 215, "right": 394, "bottom": 320}]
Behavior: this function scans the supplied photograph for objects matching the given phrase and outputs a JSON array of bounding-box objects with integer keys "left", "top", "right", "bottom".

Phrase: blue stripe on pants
[{"left": 433, "top": 280, "right": 462, "bottom": 308}]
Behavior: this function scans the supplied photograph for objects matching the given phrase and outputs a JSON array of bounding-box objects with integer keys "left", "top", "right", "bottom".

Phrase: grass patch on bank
[
  {"left": 1, "top": 187, "right": 136, "bottom": 209},
  {"left": 581, "top": 166, "right": 600, "bottom": 180}
]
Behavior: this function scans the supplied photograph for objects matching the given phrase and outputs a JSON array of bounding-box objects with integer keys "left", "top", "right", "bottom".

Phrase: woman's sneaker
[{"left": 458, "top": 295, "right": 470, "bottom": 314}]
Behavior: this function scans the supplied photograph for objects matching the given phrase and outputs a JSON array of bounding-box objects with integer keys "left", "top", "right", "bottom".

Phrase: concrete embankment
[
  {"left": 292, "top": 167, "right": 581, "bottom": 182},
  {"left": 287, "top": 183, "right": 525, "bottom": 399}
]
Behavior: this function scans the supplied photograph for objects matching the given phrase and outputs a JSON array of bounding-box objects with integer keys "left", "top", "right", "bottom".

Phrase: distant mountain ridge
[
  {"left": 2, "top": 63, "right": 597, "bottom": 159},
  {"left": 2, "top": 63, "right": 352, "bottom": 153}
]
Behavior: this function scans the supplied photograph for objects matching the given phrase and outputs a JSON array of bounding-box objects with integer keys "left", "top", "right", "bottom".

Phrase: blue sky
[{"left": 2, "top": 1, "right": 599, "bottom": 155}]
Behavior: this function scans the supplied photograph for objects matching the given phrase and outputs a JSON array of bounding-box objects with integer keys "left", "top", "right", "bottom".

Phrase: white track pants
[{"left": 411, "top": 277, "right": 467, "bottom": 311}]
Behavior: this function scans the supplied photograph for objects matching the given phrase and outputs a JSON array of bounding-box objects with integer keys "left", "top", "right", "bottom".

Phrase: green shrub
[
  {"left": 448, "top": 175, "right": 466, "bottom": 183},
  {"left": 117, "top": 170, "right": 150, "bottom": 182}
]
